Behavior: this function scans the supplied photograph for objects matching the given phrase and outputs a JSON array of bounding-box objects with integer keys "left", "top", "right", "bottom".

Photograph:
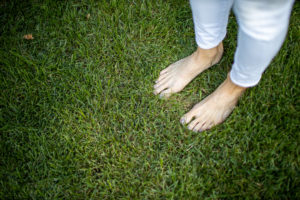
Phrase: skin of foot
[
  {"left": 180, "top": 74, "right": 247, "bottom": 132},
  {"left": 154, "top": 43, "right": 223, "bottom": 98}
]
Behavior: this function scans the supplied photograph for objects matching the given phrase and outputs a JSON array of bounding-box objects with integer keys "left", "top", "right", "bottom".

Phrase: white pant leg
[
  {"left": 230, "top": 0, "right": 295, "bottom": 87},
  {"left": 190, "top": 0, "right": 234, "bottom": 49}
]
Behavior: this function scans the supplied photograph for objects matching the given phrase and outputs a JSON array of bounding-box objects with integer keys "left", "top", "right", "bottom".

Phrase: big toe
[{"left": 180, "top": 112, "right": 195, "bottom": 125}]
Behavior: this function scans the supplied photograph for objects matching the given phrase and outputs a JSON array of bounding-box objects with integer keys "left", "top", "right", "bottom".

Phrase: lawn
[{"left": 0, "top": 0, "right": 299, "bottom": 199}]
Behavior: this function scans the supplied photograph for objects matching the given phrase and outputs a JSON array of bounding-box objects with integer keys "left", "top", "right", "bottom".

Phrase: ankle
[
  {"left": 196, "top": 46, "right": 218, "bottom": 57},
  {"left": 195, "top": 42, "right": 223, "bottom": 60},
  {"left": 224, "top": 73, "right": 247, "bottom": 96}
]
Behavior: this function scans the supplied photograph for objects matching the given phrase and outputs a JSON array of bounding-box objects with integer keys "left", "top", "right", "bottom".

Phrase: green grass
[{"left": 0, "top": 0, "right": 299, "bottom": 199}]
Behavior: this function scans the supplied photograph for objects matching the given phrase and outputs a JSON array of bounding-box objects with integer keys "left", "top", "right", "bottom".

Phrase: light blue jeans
[{"left": 190, "top": 0, "right": 295, "bottom": 87}]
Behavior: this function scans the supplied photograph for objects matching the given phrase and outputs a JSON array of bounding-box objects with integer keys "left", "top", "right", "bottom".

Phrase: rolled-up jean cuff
[
  {"left": 230, "top": 66, "right": 261, "bottom": 88},
  {"left": 195, "top": 32, "right": 225, "bottom": 49}
]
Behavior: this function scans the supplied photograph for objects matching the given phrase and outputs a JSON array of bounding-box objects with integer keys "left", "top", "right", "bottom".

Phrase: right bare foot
[{"left": 154, "top": 43, "right": 223, "bottom": 98}]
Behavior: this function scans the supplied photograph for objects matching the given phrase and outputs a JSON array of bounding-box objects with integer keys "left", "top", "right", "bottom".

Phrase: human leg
[
  {"left": 230, "top": 0, "right": 295, "bottom": 87},
  {"left": 181, "top": 0, "right": 295, "bottom": 132}
]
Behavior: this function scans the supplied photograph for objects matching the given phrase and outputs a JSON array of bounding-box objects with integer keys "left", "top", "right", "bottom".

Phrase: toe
[
  {"left": 159, "top": 88, "right": 172, "bottom": 98},
  {"left": 180, "top": 112, "right": 194, "bottom": 125},
  {"left": 160, "top": 64, "right": 173, "bottom": 75},
  {"left": 181, "top": 105, "right": 203, "bottom": 125},
  {"left": 190, "top": 113, "right": 209, "bottom": 132},
  {"left": 180, "top": 114, "right": 191, "bottom": 125},
  {"left": 154, "top": 82, "right": 170, "bottom": 95},
  {"left": 154, "top": 78, "right": 170, "bottom": 90},
  {"left": 187, "top": 119, "right": 199, "bottom": 131},
  {"left": 156, "top": 72, "right": 170, "bottom": 83},
  {"left": 193, "top": 121, "right": 205, "bottom": 132},
  {"left": 199, "top": 122, "right": 214, "bottom": 132}
]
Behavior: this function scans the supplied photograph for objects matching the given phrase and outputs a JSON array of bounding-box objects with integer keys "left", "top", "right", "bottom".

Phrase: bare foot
[
  {"left": 154, "top": 43, "right": 223, "bottom": 98},
  {"left": 180, "top": 74, "right": 246, "bottom": 132}
]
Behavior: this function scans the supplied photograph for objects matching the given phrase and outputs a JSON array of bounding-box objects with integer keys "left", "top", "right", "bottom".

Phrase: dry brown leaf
[{"left": 23, "top": 34, "right": 34, "bottom": 40}]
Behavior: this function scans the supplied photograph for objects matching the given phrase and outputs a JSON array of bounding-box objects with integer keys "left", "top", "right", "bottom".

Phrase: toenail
[{"left": 180, "top": 118, "right": 185, "bottom": 124}]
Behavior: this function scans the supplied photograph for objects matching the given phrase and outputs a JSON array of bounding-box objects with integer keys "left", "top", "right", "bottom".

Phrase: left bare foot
[{"left": 180, "top": 74, "right": 246, "bottom": 132}]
